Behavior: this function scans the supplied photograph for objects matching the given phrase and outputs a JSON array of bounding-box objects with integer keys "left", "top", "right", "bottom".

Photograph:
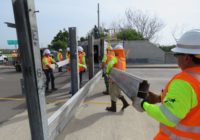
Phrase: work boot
[
  {"left": 102, "top": 91, "right": 109, "bottom": 95},
  {"left": 119, "top": 95, "right": 129, "bottom": 111},
  {"left": 106, "top": 100, "right": 116, "bottom": 112}
]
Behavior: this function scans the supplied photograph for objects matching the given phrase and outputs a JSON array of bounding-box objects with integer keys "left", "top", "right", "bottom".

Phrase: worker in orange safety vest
[
  {"left": 57, "top": 48, "right": 63, "bottom": 72},
  {"left": 105, "top": 43, "right": 129, "bottom": 112},
  {"left": 66, "top": 47, "right": 71, "bottom": 72},
  {"left": 42, "top": 49, "right": 57, "bottom": 93},
  {"left": 101, "top": 42, "right": 115, "bottom": 95},
  {"left": 132, "top": 29, "right": 200, "bottom": 140},
  {"left": 78, "top": 46, "right": 87, "bottom": 86}
]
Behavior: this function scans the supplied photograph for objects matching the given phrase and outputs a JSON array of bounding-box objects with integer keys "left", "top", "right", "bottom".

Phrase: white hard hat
[
  {"left": 66, "top": 47, "right": 70, "bottom": 52},
  {"left": 78, "top": 46, "right": 83, "bottom": 52},
  {"left": 59, "top": 49, "right": 62, "bottom": 52},
  {"left": 114, "top": 43, "right": 123, "bottom": 50},
  {"left": 43, "top": 49, "right": 51, "bottom": 55},
  {"left": 171, "top": 29, "right": 200, "bottom": 54}
]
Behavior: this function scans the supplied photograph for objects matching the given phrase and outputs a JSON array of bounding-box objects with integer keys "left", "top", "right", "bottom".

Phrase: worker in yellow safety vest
[
  {"left": 132, "top": 29, "right": 200, "bottom": 140},
  {"left": 105, "top": 43, "right": 129, "bottom": 112},
  {"left": 101, "top": 42, "right": 115, "bottom": 95},
  {"left": 57, "top": 49, "right": 63, "bottom": 72},
  {"left": 42, "top": 49, "right": 57, "bottom": 93},
  {"left": 78, "top": 46, "right": 87, "bottom": 86},
  {"left": 66, "top": 47, "right": 71, "bottom": 72}
]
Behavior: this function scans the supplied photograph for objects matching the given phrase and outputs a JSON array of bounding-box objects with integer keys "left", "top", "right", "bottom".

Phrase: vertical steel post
[
  {"left": 100, "top": 39, "right": 105, "bottom": 61},
  {"left": 12, "top": 0, "right": 49, "bottom": 140},
  {"left": 88, "top": 35, "right": 94, "bottom": 79},
  {"left": 97, "top": 3, "right": 100, "bottom": 30},
  {"left": 69, "top": 27, "right": 79, "bottom": 95}
]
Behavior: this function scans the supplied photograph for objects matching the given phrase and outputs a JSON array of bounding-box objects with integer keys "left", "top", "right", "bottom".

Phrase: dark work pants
[
  {"left": 104, "top": 74, "right": 109, "bottom": 93},
  {"left": 44, "top": 69, "right": 55, "bottom": 90},
  {"left": 79, "top": 71, "right": 83, "bottom": 86},
  {"left": 58, "top": 67, "right": 62, "bottom": 72}
]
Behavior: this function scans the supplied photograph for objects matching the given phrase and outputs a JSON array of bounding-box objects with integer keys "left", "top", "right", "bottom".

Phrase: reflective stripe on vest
[
  {"left": 160, "top": 105, "right": 181, "bottom": 125},
  {"left": 158, "top": 70, "right": 200, "bottom": 139},
  {"left": 161, "top": 124, "right": 193, "bottom": 140},
  {"left": 78, "top": 53, "right": 85, "bottom": 72},
  {"left": 106, "top": 54, "right": 114, "bottom": 64}
]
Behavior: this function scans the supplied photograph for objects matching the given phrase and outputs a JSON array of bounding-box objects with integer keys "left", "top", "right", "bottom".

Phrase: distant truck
[{"left": 0, "top": 54, "right": 8, "bottom": 64}]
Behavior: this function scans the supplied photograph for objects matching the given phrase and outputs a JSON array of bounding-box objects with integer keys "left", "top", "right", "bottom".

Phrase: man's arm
[{"left": 143, "top": 79, "right": 198, "bottom": 127}]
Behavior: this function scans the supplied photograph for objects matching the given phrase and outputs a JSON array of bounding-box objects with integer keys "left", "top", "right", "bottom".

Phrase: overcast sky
[{"left": 1, "top": 0, "right": 200, "bottom": 49}]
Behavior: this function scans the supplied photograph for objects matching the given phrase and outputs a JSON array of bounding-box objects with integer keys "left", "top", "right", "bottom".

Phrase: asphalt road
[
  {"left": 0, "top": 66, "right": 73, "bottom": 124},
  {"left": 0, "top": 66, "right": 180, "bottom": 125}
]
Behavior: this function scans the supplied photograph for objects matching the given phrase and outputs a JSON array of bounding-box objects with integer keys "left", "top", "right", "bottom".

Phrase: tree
[
  {"left": 117, "top": 28, "right": 144, "bottom": 40},
  {"left": 49, "top": 29, "right": 69, "bottom": 51},
  {"left": 125, "top": 9, "right": 164, "bottom": 40},
  {"left": 159, "top": 45, "right": 176, "bottom": 52},
  {"left": 50, "top": 40, "right": 67, "bottom": 51}
]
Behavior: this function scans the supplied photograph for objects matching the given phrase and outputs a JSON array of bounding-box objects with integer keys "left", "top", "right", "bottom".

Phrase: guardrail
[
  {"left": 49, "top": 59, "right": 69, "bottom": 70},
  {"left": 48, "top": 68, "right": 149, "bottom": 140},
  {"left": 48, "top": 70, "right": 102, "bottom": 140},
  {"left": 110, "top": 68, "right": 149, "bottom": 100}
]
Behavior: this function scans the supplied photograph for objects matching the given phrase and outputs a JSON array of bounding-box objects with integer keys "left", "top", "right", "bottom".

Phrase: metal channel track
[{"left": 110, "top": 68, "right": 149, "bottom": 100}]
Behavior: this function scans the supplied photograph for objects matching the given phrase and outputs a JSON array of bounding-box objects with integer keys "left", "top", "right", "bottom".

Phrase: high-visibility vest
[
  {"left": 66, "top": 53, "right": 70, "bottom": 62},
  {"left": 154, "top": 67, "right": 200, "bottom": 140},
  {"left": 57, "top": 52, "right": 63, "bottom": 61},
  {"left": 106, "top": 52, "right": 115, "bottom": 64},
  {"left": 42, "top": 56, "right": 54, "bottom": 70},
  {"left": 114, "top": 49, "right": 126, "bottom": 71},
  {"left": 66, "top": 53, "right": 71, "bottom": 72},
  {"left": 78, "top": 52, "right": 86, "bottom": 72}
]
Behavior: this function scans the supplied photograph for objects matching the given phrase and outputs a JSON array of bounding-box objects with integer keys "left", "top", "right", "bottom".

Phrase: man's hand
[
  {"left": 83, "top": 65, "right": 87, "bottom": 70},
  {"left": 132, "top": 97, "right": 144, "bottom": 112},
  {"left": 146, "top": 91, "right": 161, "bottom": 104}
]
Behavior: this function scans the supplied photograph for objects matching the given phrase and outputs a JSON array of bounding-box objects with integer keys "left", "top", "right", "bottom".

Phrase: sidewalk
[{"left": 56, "top": 79, "right": 158, "bottom": 140}]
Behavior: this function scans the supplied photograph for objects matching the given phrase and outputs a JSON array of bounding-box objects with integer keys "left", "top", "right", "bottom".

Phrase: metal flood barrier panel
[
  {"left": 48, "top": 71, "right": 102, "bottom": 140},
  {"left": 110, "top": 68, "right": 149, "bottom": 100}
]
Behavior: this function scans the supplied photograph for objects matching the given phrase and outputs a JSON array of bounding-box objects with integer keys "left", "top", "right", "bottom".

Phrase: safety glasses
[{"left": 173, "top": 53, "right": 185, "bottom": 57}]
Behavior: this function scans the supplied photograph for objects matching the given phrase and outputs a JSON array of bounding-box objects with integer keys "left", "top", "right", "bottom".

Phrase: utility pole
[
  {"left": 12, "top": 0, "right": 49, "bottom": 140},
  {"left": 97, "top": 3, "right": 100, "bottom": 30}
]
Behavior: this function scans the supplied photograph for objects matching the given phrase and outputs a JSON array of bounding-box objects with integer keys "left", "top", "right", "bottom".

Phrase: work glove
[
  {"left": 83, "top": 65, "right": 87, "bottom": 70},
  {"left": 146, "top": 91, "right": 161, "bottom": 104},
  {"left": 132, "top": 97, "right": 145, "bottom": 112}
]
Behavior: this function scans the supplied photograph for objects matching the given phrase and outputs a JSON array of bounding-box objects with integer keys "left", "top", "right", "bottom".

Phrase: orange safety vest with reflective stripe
[
  {"left": 154, "top": 67, "right": 200, "bottom": 140},
  {"left": 113, "top": 49, "right": 126, "bottom": 71},
  {"left": 78, "top": 52, "right": 86, "bottom": 72},
  {"left": 66, "top": 53, "right": 70, "bottom": 62},
  {"left": 105, "top": 51, "right": 115, "bottom": 64},
  {"left": 57, "top": 52, "right": 63, "bottom": 61},
  {"left": 42, "top": 56, "right": 54, "bottom": 70}
]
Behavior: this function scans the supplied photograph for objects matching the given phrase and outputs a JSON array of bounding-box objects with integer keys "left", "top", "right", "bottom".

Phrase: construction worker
[
  {"left": 66, "top": 47, "right": 70, "bottom": 61},
  {"left": 78, "top": 46, "right": 87, "bottom": 86},
  {"left": 57, "top": 49, "right": 63, "bottom": 72},
  {"left": 132, "top": 29, "right": 200, "bottom": 139},
  {"left": 42, "top": 49, "right": 57, "bottom": 93},
  {"left": 105, "top": 43, "right": 129, "bottom": 112},
  {"left": 101, "top": 42, "right": 115, "bottom": 95},
  {"left": 11, "top": 50, "right": 18, "bottom": 65},
  {"left": 66, "top": 47, "right": 71, "bottom": 72}
]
